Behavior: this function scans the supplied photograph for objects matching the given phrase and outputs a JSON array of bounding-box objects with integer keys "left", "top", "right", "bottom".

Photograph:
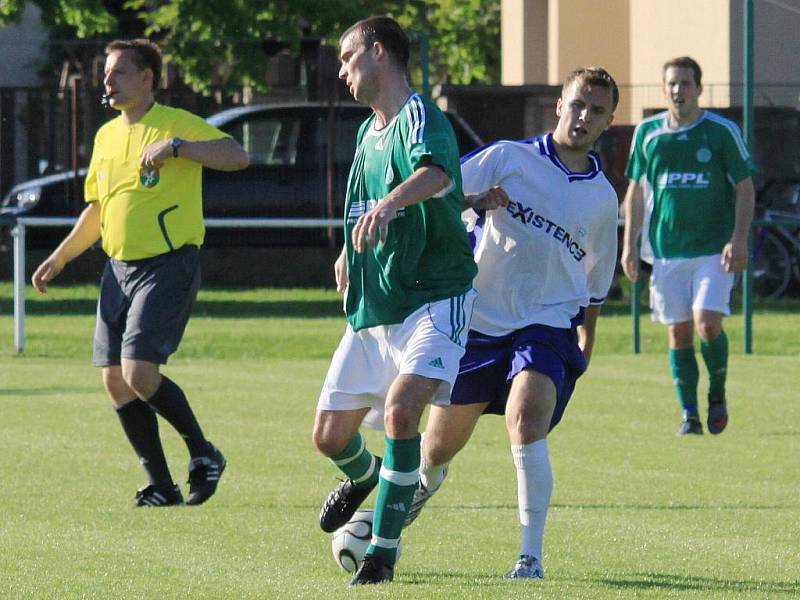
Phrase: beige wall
[
  {"left": 501, "top": 0, "right": 548, "bottom": 84},
  {"left": 628, "top": 0, "right": 731, "bottom": 121},
  {"left": 547, "top": 0, "right": 631, "bottom": 121},
  {"left": 547, "top": 0, "right": 630, "bottom": 85},
  {"left": 729, "top": 0, "right": 800, "bottom": 108},
  {"left": 501, "top": 0, "right": 800, "bottom": 124}
]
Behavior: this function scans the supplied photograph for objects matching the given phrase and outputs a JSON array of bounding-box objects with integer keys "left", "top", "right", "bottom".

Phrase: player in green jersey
[
  {"left": 621, "top": 56, "right": 756, "bottom": 436},
  {"left": 312, "top": 16, "right": 477, "bottom": 586}
]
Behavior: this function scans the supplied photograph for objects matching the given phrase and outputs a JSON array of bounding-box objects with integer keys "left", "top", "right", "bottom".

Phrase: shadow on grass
[
  {"left": 0, "top": 386, "right": 98, "bottom": 396},
  {"left": 602, "top": 298, "right": 800, "bottom": 317},
  {"left": 424, "top": 501, "right": 797, "bottom": 511},
  {"left": 4, "top": 292, "right": 798, "bottom": 319},
  {"left": 0, "top": 298, "right": 344, "bottom": 319},
  {"left": 592, "top": 572, "right": 799, "bottom": 595},
  {"left": 399, "top": 570, "right": 506, "bottom": 586}
]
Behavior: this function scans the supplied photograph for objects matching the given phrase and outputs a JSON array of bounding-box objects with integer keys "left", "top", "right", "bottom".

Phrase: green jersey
[
  {"left": 344, "top": 93, "right": 477, "bottom": 331},
  {"left": 625, "top": 110, "right": 757, "bottom": 259}
]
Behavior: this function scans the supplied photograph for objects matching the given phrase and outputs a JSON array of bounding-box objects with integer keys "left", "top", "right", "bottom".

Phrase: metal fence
[
  {"left": 5, "top": 215, "right": 786, "bottom": 356},
  {"left": 614, "top": 82, "right": 800, "bottom": 127}
]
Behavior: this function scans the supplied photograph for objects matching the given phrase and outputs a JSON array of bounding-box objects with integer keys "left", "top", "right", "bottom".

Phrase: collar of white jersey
[{"left": 534, "top": 133, "right": 603, "bottom": 182}]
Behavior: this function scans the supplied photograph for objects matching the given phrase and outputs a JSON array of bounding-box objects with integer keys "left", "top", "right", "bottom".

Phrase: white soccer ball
[{"left": 331, "top": 509, "right": 402, "bottom": 573}]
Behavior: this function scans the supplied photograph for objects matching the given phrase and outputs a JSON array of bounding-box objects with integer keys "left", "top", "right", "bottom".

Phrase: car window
[
  {"left": 224, "top": 115, "right": 301, "bottom": 166},
  {"left": 313, "top": 110, "right": 366, "bottom": 163}
]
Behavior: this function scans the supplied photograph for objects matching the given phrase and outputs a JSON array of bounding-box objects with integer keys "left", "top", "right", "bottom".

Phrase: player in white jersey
[{"left": 404, "top": 67, "right": 620, "bottom": 580}]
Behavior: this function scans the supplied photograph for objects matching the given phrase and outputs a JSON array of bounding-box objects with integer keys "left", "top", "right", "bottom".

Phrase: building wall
[
  {"left": 628, "top": 0, "right": 731, "bottom": 121},
  {"left": 500, "top": 0, "right": 800, "bottom": 125},
  {"left": 730, "top": 0, "right": 800, "bottom": 109},
  {"left": 0, "top": 4, "right": 48, "bottom": 87},
  {"left": 501, "top": 0, "right": 548, "bottom": 84},
  {"left": 546, "top": 0, "right": 631, "bottom": 122}
]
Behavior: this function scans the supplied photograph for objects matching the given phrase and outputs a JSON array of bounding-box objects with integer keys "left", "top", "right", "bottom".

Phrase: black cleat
[
  {"left": 186, "top": 442, "right": 227, "bottom": 505},
  {"left": 707, "top": 395, "right": 728, "bottom": 434},
  {"left": 677, "top": 414, "right": 703, "bottom": 436},
  {"left": 134, "top": 483, "right": 184, "bottom": 507},
  {"left": 350, "top": 554, "right": 393, "bottom": 586},
  {"left": 319, "top": 456, "right": 381, "bottom": 533}
]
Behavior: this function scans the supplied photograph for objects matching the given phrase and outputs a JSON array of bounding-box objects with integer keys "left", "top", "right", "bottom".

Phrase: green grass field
[{"left": 0, "top": 284, "right": 798, "bottom": 599}]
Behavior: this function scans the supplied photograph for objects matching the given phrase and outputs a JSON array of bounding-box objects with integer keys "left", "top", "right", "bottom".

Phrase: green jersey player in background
[
  {"left": 311, "top": 16, "right": 477, "bottom": 585},
  {"left": 621, "top": 56, "right": 757, "bottom": 436}
]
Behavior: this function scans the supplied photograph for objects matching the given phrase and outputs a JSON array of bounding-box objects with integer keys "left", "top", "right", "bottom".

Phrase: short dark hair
[
  {"left": 340, "top": 16, "right": 410, "bottom": 71},
  {"left": 105, "top": 38, "right": 162, "bottom": 91},
  {"left": 662, "top": 56, "right": 702, "bottom": 86},
  {"left": 563, "top": 66, "right": 619, "bottom": 110}
]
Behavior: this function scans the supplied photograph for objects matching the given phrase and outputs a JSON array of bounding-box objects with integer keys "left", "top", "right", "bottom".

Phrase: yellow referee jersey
[{"left": 85, "top": 102, "right": 229, "bottom": 260}]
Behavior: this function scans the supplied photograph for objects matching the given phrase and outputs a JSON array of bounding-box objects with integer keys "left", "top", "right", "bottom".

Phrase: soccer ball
[{"left": 331, "top": 509, "right": 402, "bottom": 573}]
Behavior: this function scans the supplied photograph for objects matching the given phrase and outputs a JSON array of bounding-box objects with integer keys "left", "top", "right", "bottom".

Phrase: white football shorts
[
  {"left": 317, "top": 289, "right": 476, "bottom": 430},
  {"left": 649, "top": 253, "right": 734, "bottom": 324}
]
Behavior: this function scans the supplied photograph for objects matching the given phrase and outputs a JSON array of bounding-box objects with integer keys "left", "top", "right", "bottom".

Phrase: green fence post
[
  {"left": 743, "top": 0, "right": 754, "bottom": 354},
  {"left": 632, "top": 278, "right": 640, "bottom": 354},
  {"left": 744, "top": 226, "right": 753, "bottom": 354}
]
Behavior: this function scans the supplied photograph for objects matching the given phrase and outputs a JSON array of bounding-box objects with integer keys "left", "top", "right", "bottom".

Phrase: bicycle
[{"left": 749, "top": 180, "right": 800, "bottom": 300}]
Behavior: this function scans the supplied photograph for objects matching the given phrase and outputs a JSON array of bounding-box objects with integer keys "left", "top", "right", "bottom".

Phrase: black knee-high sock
[
  {"left": 115, "top": 399, "right": 173, "bottom": 487},
  {"left": 146, "top": 376, "right": 208, "bottom": 458}
]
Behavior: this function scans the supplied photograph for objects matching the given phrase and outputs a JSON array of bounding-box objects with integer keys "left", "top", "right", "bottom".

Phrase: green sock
[
  {"left": 329, "top": 432, "right": 378, "bottom": 488},
  {"left": 669, "top": 347, "right": 699, "bottom": 415},
  {"left": 700, "top": 331, "right": 728, "bottom": 399},
  {"left": 367, "top": 434, "right": 420, "bottom": 565}
]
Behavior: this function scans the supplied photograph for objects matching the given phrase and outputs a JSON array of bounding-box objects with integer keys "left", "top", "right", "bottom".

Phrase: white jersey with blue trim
[{"left": 461, "top": 134, "right": 619, "bottom": 336}]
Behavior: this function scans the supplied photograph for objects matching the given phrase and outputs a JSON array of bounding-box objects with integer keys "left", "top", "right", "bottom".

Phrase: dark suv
[{"left": 1, "top": 101, "right": 483, "bottom": 247}]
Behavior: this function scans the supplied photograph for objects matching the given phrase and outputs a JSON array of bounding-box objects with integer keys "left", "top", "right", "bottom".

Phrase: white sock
[
  {"left": 419, "top": 456, "right": 448, "bottom": 492},
  {"left": 418, "top": 433, "right": 449, "bottom": 492},
  {"left": 511, "top": 439, "right": 552, "bottom": 561}
]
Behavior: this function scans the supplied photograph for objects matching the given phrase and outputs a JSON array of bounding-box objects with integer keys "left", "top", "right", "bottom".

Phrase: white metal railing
[{"left": 9, "top": 216, "right": 342, "bottom": 354}]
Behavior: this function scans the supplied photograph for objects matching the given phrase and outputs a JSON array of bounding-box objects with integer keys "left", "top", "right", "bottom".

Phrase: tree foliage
[
  {"left": 0, "top": 0, "right": 501, "bottom": 93},
  {"left": 393, "top": 0, "right": 501, "bottom": 86}
]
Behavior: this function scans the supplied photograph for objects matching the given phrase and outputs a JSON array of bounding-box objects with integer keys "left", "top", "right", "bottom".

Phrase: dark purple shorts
[{"left": 449, "top": 323, "right": 588, "bottom": 431}]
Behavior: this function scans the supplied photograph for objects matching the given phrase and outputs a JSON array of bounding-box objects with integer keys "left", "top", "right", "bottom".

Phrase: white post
[
  {"left": 12, "top": 222, "right": 26, "bottom": 354},
  {"left": 6, "top": 216, "right": 343, "bottom": 353}
]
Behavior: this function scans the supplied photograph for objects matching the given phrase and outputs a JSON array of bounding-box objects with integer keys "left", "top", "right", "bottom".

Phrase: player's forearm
[
  {"left": 383, "top": 165, "right": 452, "bottom": 210},
  {"left": 463, "top": 193, "right": 481, "bottom": 211},
  {"left": 622, "top": 181, "right": 644, "bottom": 249},
  {"left": 50, "top": 202, "right": 102, "bottom": 264},
  {"left": 180, "top": 138, "right": 250, "bottom": 171},
  {"left": 731, "top": 177, "right": 755, "bottom": 244}
]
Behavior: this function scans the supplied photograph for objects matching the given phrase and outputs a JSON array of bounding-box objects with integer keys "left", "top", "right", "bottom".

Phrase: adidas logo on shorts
[{"left": 428, "top": 357, "right": 445, "bottom": 369}]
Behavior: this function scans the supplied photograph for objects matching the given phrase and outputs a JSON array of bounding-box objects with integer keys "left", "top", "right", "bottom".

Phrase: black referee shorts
[{"left": 92, "top": 245, "right": 201, "bottom": 367}]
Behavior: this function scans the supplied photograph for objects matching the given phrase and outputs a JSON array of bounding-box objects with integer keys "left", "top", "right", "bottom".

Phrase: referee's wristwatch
[{"left": 171, "top": 137, "right": 184, "bottom": 158}]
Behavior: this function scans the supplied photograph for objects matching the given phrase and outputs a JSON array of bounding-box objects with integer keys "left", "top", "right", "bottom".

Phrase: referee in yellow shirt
[{"left": 32, "top": 39, "right": 249, "bottom": 507}]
